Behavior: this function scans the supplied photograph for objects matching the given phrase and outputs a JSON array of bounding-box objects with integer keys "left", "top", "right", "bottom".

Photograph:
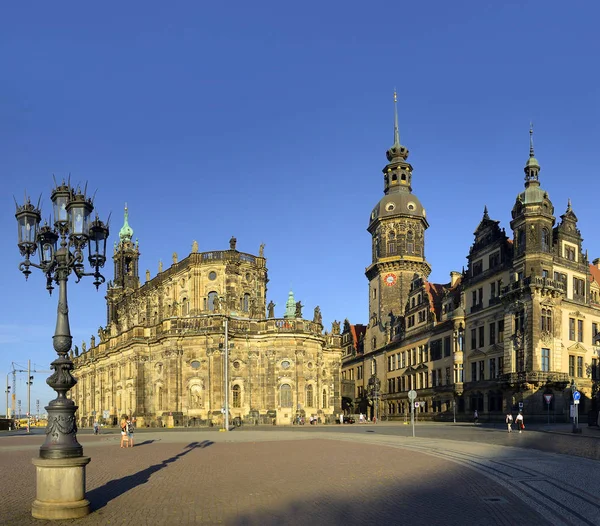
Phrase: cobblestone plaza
[{"left": 2, "top": 423, "right": 600, "bottom": 525}]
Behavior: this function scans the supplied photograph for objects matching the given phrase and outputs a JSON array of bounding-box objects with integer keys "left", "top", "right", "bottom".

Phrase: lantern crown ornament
[{"left": 15, "top": 179, "right": 109, "bottom": 291}]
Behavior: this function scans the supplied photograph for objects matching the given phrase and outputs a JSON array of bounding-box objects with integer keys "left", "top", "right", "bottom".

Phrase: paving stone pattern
[{"left": 0, "top": 432, "right": 546, "bottom": 526}]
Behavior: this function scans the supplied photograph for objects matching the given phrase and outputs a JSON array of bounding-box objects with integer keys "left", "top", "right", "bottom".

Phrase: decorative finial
[
  {"left": 483, "top": 205, "right": 489, "bottom": 219},
  {"left": 567, "top": 198, "right": 572, "bottom": 212},
  {"left": 529, "top": 122, "right": 535, "bottom": 157},
  {"left": 393, "top": 89, "right": 400, "bottom": 146}
]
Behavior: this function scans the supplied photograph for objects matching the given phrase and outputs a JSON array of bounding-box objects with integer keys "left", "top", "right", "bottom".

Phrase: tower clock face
[{"left": 384, "top": 273, "right": 397, "bottom": 286}]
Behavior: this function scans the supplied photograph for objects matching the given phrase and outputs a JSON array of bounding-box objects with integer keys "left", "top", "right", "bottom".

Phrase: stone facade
[
  {"left": 343, "top": 112, "right": 600, "bottom": 422},
  {"left": 71, "top": 219, "right": 342, "bottom": 427}
]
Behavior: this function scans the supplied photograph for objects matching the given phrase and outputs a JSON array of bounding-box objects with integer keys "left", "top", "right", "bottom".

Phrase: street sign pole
[{"left": 408, "top": 390, "right": 417, "bottom": 438}]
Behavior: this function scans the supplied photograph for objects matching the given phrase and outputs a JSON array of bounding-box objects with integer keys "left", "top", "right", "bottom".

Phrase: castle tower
[
  {"left": 106, "top": 204, "right": 140, "bottom": 324},
  {"left": 365, "top": 93, "right": 431, "bottom": 354},
  {"left": 509, "top": 125, "right": 555, "bottom": 279}
]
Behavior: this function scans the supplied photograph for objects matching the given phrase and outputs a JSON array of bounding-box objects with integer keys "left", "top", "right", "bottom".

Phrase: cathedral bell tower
[
  {"left": 365, "top": 93, "right": 431, "bottom": 354},
  {"left": 106, "top": 204, "right": 140, "bottom": 324}
]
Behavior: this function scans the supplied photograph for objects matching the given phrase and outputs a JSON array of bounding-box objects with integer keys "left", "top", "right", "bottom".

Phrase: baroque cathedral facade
[
  {"left": 71, "top": 209, "right": 342, "bottom": 427},
  {"left": 341, "top": 97, "right": 600, "bottom": 422}
]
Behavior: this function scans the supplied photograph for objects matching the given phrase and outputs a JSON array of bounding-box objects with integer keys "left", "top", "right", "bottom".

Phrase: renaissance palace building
[{"left": 341, "top": 97, "right": 600, "bottom": 423}]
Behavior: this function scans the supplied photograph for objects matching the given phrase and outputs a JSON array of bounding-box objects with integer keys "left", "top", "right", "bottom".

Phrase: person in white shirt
[
  {"left": 505, "top": 413, "right": 513, "bottom": 433},
  {"left": 515, "top": 412, "right": 524, "bottom": 433}
]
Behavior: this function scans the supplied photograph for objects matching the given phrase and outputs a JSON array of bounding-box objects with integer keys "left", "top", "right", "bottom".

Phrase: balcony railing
[{"left": 501, "top": 371, "right": 570, "bottom": 385}]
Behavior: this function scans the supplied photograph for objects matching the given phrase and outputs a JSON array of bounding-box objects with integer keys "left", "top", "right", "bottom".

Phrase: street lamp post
[{"left": 15, "top": 180, "right": 109, "bottom": 520}]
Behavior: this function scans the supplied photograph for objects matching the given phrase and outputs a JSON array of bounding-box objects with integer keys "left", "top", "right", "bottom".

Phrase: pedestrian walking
[
  {"left": 126, "top": 417, "right": 135, "bottom": 447},
  {"left": 120, "top": 415, "right": 129, "bottom": 448},
  {"left": 93, "top": 420, "right": 99, "bottom": 435},
  {"left": 515, "top": 412, "right": 524, "bottom": 433},
  {"left": 506, "top": 413, "right": 513, "bottom": 433},
  {"left": 473, "top": 409, "right": 479, "bottom": 424}
]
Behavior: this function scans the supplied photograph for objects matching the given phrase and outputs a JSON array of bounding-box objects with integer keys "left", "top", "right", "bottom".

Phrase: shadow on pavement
[
  {"left": 87, "top": 440, "right": 214, "bottom": 511},
  {"left": 134, "top": 439, "right": 158, "bottom": 447}
]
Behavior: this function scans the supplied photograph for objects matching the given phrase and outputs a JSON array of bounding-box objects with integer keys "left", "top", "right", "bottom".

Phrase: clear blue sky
[{"left": 1, "top": 1, "right": 598, "bottom": 412}]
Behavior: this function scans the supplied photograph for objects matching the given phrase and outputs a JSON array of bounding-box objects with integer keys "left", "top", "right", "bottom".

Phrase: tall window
[
  {"left": 489, "top": 322, "right": 496, "bottom": 345},
  {"left": 577, "top": 320, "right": 584, "bottom": 342},
  {"left": 479, "top": 326, "right": 485, "bottom": 348},
  {"left": 471, "top": 329, "right": 477, "bottom": 350},
  {"left": 280, "top": 384, "right": 292, "bottom": 407},
  {"left": 306, "top": 385, "right": 314, "bottom": 407},
  {"left": 208, "top": 291, "right": 218, "bottom": 312},
  {"left": 573, "top": 278, "right": 585, "bottom": 300},
  {"left": 541, "top": 348, "right": 550, "bottom": 372},
  {"left": 565, "top": 245, "right": 576, "bottom": 261},
  {"left": 387, "top": 232, "right": 396, "bottom": 255},
  {"left": 479, "top": 360, "right": 485, "bottom": 381},
  {"left": 471, "top": 363, "right": 477, "bottom": 382},
  {"left": 232, "top": 385, "right": 241, "bottom": 408},
  {"left": 569, "top": 355, "right": 575, "bottom": 377},
  {"left": 406, "top": 231, "right": 414, "bottom": 254},
  {"left": 243, "top": 293, "right": 250, "bottom": 312},
  {"left": 515, "top": 310, "right": 525, "bottom": 332},
  {"left": 569, "top": 318, "right": 576, "bottom": 340},
  {"left": 516, "top": 349, "right": 525, "bottom": 372},
  {"left": 541, "top": 228, "right": 550, "bottom": 252},
  {"left": 498, "top": 320, "right": 504, "bottom": 342},
  {"left": 541, "top": 308, "right": 552, "bottom": 333},
  {"left": 577, "top": 356, "right": 583, "bottom": 377},
  {"left": 489, "top": 358, "right": 496, "bottom": 379},
  {"left": 498, "top": 357, "right": 504, "bottom": 375},
  {"left": 516, "top": 228, "right": 525, "bottom": 254},
  {"left": 322, "top": 389, "right": 327, "bottom": 408},
  {"left": 444, "top": 336, "right": 451, "bottom": 357},
  {"left": 593, "top": 323, "right": 599, "bottom": 344}
]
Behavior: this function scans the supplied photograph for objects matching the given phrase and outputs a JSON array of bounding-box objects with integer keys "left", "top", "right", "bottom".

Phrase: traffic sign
[
  {"left": 414, "top": 402, "right": 420, "bottom": 408},
  {"left": 408, "top": 390, "right": 417, "bottom": 402},
  {"left": 574, "top": 400, "right": 580, "bottom": 405},
  {"left": 544, "top": 394, "right": 553, "bottom": 404},
  {"left": 518, "top": 402, "right": 523, "bottom": 409},
  {"left": 573, "top": 391, "right": 581, "bottom": 401},
  {"left": 102, "top": 410, "right": 110, "bottom": 419}
]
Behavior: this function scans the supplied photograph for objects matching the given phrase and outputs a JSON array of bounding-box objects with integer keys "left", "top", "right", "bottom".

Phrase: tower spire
[
  {"left": 529, "top": 122, "right": 535, "bottom": 157},
  {"left": 393, "top": 89, "right": 400, "bottom": 146},
  {"left": 524, "top": 122, "right": 540, "bottom": 184},
  {"left": 119, "top": 203, "right": 134, "bottom": 242}
]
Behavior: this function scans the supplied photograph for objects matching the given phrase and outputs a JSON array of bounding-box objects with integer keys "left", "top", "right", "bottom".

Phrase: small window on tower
[{"left": 392, "top": 174, "right": 397, "bottom": 182}]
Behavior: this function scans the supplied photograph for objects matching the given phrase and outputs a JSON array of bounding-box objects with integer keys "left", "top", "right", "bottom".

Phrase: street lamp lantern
[
  {"left": 15, "top": 178, "right": 109, "bottom": 520},
  {"left": 15, "top": 198, "right": 42, "bottom": 270}
]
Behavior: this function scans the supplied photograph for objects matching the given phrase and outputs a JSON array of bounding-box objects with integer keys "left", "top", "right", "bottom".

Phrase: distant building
[
  {"left": 343, "top": 98, "right": 600, "bottom": 422},
  {"left": 71, "top": 209, "right": 342, "bottom": 427}
]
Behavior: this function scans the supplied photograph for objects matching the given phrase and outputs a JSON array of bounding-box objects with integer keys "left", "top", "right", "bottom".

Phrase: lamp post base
[{"left": 31, "top": 456, "right": 91, "bottom": 520}]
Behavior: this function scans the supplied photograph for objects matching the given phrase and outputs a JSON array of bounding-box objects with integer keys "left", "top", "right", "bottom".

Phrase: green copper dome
[{"left": 119, "top": 204, "right": 133, "bottom": 242}]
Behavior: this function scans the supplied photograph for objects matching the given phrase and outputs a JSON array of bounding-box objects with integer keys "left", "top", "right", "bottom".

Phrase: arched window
[
  {"left": 516, "top": 228, "right": 525, "bottom": 254},
  {"left": 157, "top": 386, "right": 163, "bottom": 411},
  {"left": 322, "top": 389, "right": 327, "bottom": 408},
  {"left": 387, "top": 232, "right": 396, "bottom": 255},
  {"left": 541, "top": 308, "right": 552, "bottom": 333},
  {"left": 392, "top": 173, "right": 397, "bottom": 182},
  {"left": 280, "top": 384, "right": 292, "bottom": 407},
  {"left": 243, "top": 293, "right": 250, "bottom": 312},
  {"left": 182, "top": 297, "right": 189, "bottom": 316},
  {"left": 541, "top": 228, "right": 550, "bottom": 252},
  {"left": 407, "top": 231, "right": 414, "bottom": 254},
  {"left": 375, "top": 237, "right": 380, "bottom": 258},
  {"left": 232, "top": 385, "right": 241, "bottom": 408},
  {"left": 306, "top": 384, "right": 314, "bottom": 407},
  {"left": 208, "top": 291, "right": 218, "bottom": 312}
]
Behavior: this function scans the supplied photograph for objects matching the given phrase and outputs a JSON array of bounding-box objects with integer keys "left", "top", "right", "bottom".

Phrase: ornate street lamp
[{"left": 15, "top": 179, "right": 109, "bottom": 520}]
